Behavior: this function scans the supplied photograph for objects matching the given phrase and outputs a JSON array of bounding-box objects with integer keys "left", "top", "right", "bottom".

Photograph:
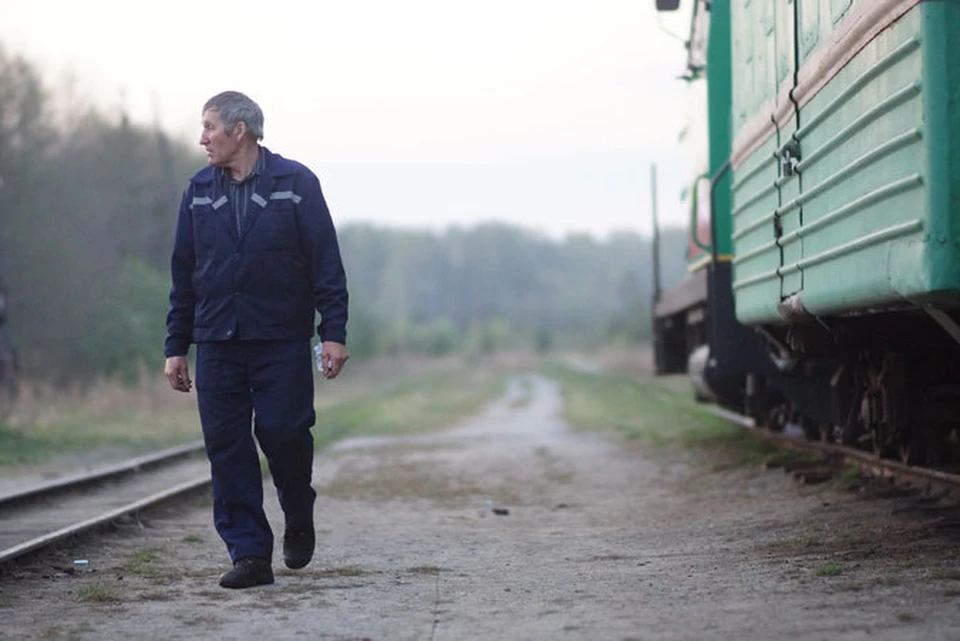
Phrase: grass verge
[
  {"left": 0, "top": 357, "right": 509, "bottom": 469},
  {"left": 0, "top": 408, "right": 200, "bottom": 466},
  {"left": 313, "top": 365, "right": 508, "bottom": 449},
  {"left": 543, "top": 363, "right": 781, "bottom": 465}
]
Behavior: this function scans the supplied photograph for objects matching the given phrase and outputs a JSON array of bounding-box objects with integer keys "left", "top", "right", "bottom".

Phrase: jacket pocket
[{"left": 261, "top": 202, "right": 300, "bottom": 252}]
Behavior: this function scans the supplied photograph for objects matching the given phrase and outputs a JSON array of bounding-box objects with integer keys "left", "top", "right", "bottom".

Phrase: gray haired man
[{"left": 164, "top": 91, "right": 349, "bottom": 588}]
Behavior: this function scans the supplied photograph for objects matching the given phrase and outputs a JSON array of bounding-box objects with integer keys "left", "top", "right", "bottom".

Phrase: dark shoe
[
  {"left": 218, "top": 557, "right": 274, "bottom": 589},
  {"left": 283, "top": 525, "right": 315, "bottom": 569}
]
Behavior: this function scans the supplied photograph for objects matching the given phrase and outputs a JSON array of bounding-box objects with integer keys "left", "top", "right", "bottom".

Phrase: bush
[{"left": 78, "top": 260, "right": 170, "bottom": 383}]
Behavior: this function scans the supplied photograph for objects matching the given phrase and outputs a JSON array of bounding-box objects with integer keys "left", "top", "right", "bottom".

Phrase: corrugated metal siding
[
  {"left": 731, "top": 134, "right": 781, "bottom": 324},
  {"left": 729, "top": 0, "right": 789, "bottom": 324},
  {"left": 778, "top": 116, "right": 803, "bottom": 298},
  {"left": 791, "top": 8, "right": 927, "bottom": 314},
  {"left": 728, "top": 2, "right": 960, "bottom": 322}
]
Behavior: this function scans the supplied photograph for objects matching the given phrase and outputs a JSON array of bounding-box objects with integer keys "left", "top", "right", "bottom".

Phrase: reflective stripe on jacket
[{"left": 165, "top": 147, "right": 348, "bottom": 356}]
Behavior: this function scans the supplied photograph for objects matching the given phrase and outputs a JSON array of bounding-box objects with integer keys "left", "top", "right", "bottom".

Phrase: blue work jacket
[{"left": 164, "top": 147, "right": 348, "bottom": 357}]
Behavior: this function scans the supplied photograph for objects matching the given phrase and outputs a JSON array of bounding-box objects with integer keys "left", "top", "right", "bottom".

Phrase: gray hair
[{"left": 202, "top": 91, "right": 264, "bottom": 141}]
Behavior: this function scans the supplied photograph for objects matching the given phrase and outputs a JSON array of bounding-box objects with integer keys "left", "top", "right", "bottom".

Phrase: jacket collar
[
  {"left": 192, "top": 147, "right": 292, "bottom": 245},
  {"left": 191, "top": 146, "right": 294, "bottom": 186}
]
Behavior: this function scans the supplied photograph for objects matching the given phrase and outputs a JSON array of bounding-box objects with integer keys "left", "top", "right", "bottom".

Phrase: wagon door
[
  {"left": 777, "top": 0, "right": 828, "bottom": 308},
  {"left": 787, "top": 0, "right": 928, "bottom": 315},
  {"left": 773, "top": 0, "right": 802, "bottom": 301},
  {"left": 729, "top": 0, "right": 795, "bottom": 324}
]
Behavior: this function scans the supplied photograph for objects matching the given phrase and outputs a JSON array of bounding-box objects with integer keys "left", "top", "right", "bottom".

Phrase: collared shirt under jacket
[{"left": 164, "top": 147, "right": 348, "bottom": 357}]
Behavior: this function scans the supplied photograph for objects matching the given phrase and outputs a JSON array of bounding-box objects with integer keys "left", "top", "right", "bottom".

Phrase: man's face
[{"left": 199, "top": 109, "right": 242, "bottom": 167}]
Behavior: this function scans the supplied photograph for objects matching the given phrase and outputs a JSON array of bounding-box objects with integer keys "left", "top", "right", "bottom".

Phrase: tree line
[{"left": 0, "top": 45, "right": 688, "bottom": 385}]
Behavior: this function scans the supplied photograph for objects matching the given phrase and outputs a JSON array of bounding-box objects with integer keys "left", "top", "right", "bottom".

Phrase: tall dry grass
[{"left": 0, "top": 352, "right": 533, "bottom": 470}]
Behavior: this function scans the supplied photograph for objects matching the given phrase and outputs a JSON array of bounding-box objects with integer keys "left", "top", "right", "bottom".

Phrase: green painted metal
[
  {"left": 728, "top": 0, "right": 785, "bottom": 324},
  {"left": 706, "top": 0, "right": 733, "bottom": 258},
  {"left": 797, "top": 0, "right": 822, "bottom": 67},
  {"left": 730, "top": 132, "right": 781, "bottom": 324},
  {"left": 730, "top": 0, "right": 778, "bottom": 139},
  {"left": 774, "top": 0, "right": 796, "bottom": 102},
  {"left": 919, "top": 1, "right": 960, "bottom": 303},
  {"left": 794, "top": 7, "right": 928, "bottom": 315},
  {"left": 778, "top": 117, "right": 803, "bottom": 299},
  {"left": 798, "top": 0, "right": 859, "bottom": 67},
  {"left": 730, "top": 2, "right": 960, "bottom": 323}
]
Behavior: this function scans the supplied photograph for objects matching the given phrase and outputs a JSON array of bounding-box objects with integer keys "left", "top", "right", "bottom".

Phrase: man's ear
[{"left": 234, "top": 121, "right": 248, "bottom": 141}]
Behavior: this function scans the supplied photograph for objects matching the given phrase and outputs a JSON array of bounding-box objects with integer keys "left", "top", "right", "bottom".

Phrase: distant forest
[{"left": 0, "top": 45, "right": 689, "bottom": 384}]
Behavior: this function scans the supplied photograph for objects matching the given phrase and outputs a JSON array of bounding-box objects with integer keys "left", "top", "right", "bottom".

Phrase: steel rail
[
  {"left": 0, "top": 440, "right": 206, "bottom": 508},
  {"left": 0, "top": 475, "right": 210, "bottom": 564},
  {"left": 706, "top": 406, "right": 960, "bottom": 493}
]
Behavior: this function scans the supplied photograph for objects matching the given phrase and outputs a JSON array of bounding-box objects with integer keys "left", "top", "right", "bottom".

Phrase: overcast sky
[{"left": 0, "top": 0, "right": 700, "bottom": 239}]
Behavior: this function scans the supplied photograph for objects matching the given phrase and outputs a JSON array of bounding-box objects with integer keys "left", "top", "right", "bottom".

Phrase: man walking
[{"left": 164, "top": 91, "right": 349, "bottom": 589}]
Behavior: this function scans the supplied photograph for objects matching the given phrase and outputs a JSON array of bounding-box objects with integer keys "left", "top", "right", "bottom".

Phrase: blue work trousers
[{"left": 196, "top": 339, "right": 317, "bottom": 562}]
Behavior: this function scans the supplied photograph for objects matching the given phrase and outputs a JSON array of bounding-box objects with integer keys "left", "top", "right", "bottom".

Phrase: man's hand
[
  {"left": 164, "top": 356, "right": 192, "bottom": 393},
  {"left": 317, "top": 341, "right": 349, "bottom": 379}
]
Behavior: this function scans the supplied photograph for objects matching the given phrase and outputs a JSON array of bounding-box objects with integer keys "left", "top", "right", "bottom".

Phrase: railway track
[
  {"left": 710, "top": 406, "right": 960, "bottom": 496},
  {"left": 5, "top": 404, "right": 955, "bottom": 567},
  {"left": 0, "top": 441, "right": 210, "bottom": 564}
]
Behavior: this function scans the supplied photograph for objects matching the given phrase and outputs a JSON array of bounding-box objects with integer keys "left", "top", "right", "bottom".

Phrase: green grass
[
  {"left": 840, "top": 464, "right": 865, "bottom": 489},
  {"left": 0, "top": 424, "right": 56, "bottom": 466},
  {"left": 313, "top": 367, "right": 507, "bottom": 449},
  {"left": 816, "top": 562, "right": 843, "bottom": 577},
  {"left": 121, "top": 547, "right": 164, "bottom": 577},
  {"left": 0, "top": 406, "right": 200, "bottom": 466},
  {"left": 406, "top": 565, "right": 448, "bottom": 575},
  {"left": 543, "top": 364, "right": 780, "bottom": 463},
  {"left": 0, "top": 358, "right": 509, "bottom": 469},
  {"left": 75, "top": 582, "right": 122, "bottom": 603},
  {"left": 307, "top": 565, "right": 370, "bottom": 578}
]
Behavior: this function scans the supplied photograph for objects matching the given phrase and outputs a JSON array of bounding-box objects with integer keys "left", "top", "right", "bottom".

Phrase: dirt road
[{"left": 4, "top": 374, "right": 960, "bottom": 640}]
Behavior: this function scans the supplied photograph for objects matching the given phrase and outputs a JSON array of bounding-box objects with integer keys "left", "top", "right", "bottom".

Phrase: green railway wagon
[
  {"left": 655, "top": 0, "right": 960, "bottom": 464},
  {"left": 730, "top": 0, "right": 960, "bottom": 325}
]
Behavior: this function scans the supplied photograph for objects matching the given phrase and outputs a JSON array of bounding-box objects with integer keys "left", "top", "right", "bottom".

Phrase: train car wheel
[
  {"left": 767, "top": 406, "right": 788, "bottom": 433},
  {"left": 898, "top": 439, "right": 924, "bottom": 466},
  {"left": 818, "top": 422, "right": 835, "bottom": 443}
]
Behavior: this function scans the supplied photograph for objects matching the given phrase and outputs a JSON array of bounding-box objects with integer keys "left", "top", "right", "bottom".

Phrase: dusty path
[{"left": 4, "top": 375, "right": 960, "bottom": 640}]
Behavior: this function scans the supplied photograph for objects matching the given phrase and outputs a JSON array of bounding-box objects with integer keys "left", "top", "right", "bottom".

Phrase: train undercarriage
[
  {"left": 741, "top": 307, "right": 960, "bottom": 467},
  {"left": 655, "top": 266, "right": 960, "bottom": 467}
]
